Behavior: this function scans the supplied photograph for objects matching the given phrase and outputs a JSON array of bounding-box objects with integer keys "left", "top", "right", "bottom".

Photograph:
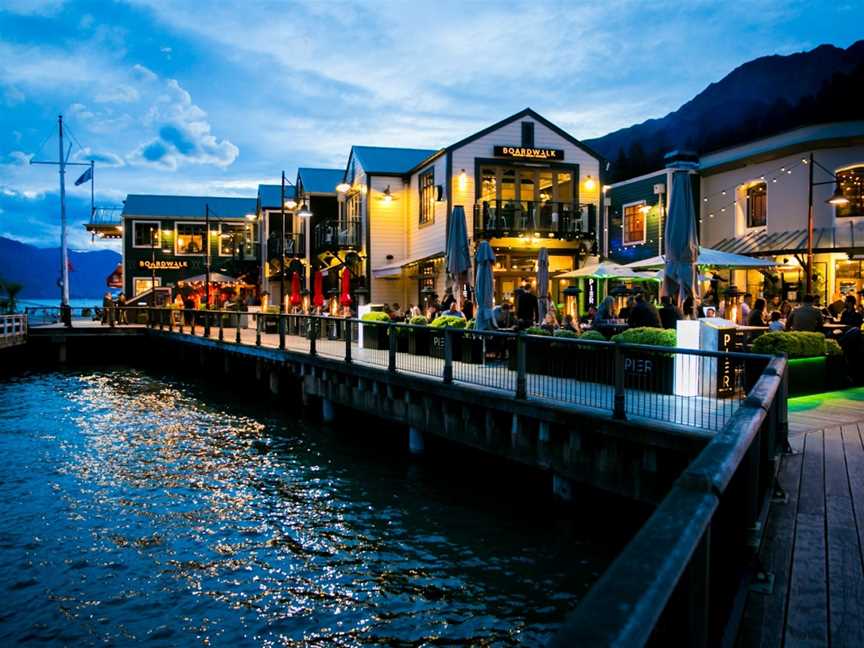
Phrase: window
[
  {"left": 219, "top": 222, "right": 252, "bottom": 256},
  {"left": 521, "top": 121, "right": 534, "bottom": 148},
  {"left": 176, "top": 222, "right": 206, "bottom": 255},
  {"left": 622, "top": 201, "right": 647, "bottom": 246},
  {"left": 133, "top": 221, "right": 160, "bottom": 247},
  {"left": 836, "top": 166, "right": 864, "bottom": 218},
  {"left": 418, "top": 261, "right": 435, "bottom": 304},
  {"left": 746, "top": 182, "right": 767, "bottom": 228},
  {"left": 133, "top": 277, "right": 161, "bottom": 297},
  {"left": 419, "top": 168, "right": 435, "bottom": 225}
]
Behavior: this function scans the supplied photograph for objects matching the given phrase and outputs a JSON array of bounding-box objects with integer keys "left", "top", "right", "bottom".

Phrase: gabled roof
[
  {"left": 257, "top": 184, "right": 296, "bottom": 209},
  {"left": 296, "top": 168, "right": 345, "bottom": 194},
  {"left": 349, "top": 146, "right": 438, "bottom": 175},
  {"left": 122, "top": 194, "right": 257, "bottom": 219}
]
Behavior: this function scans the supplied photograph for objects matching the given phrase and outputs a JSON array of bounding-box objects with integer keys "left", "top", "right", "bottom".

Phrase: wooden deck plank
[{"left": 797, "top": 431, "right": 825, "bottom": 518}]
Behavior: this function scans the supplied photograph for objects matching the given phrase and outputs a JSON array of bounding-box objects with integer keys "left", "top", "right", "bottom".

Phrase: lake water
[{"left": 0, "top": 368, "right": 612, "bottom": 645}]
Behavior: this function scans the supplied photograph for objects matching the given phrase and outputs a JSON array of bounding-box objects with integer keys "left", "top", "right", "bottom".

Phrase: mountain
[
  {"left": 0, "top": 236, "right": 120, "bottom": 299},
  {"left": 587, "top": 41, "right": 864, "bottom": 182}
]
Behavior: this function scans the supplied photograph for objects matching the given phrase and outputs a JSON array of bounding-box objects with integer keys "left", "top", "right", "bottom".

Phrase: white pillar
[{"left": 409, "top": 426, "right": 424, "bottom": 455}]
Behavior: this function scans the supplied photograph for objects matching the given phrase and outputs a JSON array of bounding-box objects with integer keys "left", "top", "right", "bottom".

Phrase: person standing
[
  {"left": 515, "top": 282, "right": 538, "bottom": 328},
  {"left": 740, "top": 293, "right": 753, "bottom": 325},
  {"left": 658, "top": 296, "right": 681, "bottom": 329},
  {"left": 748, "top": 298, "right": 767, "bottom": 326},
  {"left": 101, "top": 291, "right": 113, "bottom": 326},
  {"left": 628, "top": 293, "right": 662, "bottom": 328},
  {"left": 786, "top": 294, "right": 823, "bottom": 332},
  {"left": 117, "top": 292, "right": 128, "bottom": 325}
]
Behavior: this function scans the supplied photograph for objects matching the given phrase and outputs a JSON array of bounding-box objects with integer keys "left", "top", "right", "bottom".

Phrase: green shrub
[
  {"left": 409, "top": 315, "right": 428, "bottom": 326},
  {"left": 752, "top": 331, "right": 828, "bottom": 358},
  {"left": 579, "top": 330, "right": 607, "bottom": 342},
  {"left": 825, "top": 338, "right": 843, "bottom": 357},
  {"left": 465, "top": 319, "right": 476, "bottom": 330},
  {"left": 525, "top": 326, "right": 551, "bottom": 336},
  {"left": 553, "top": 329, "right": 579, "bottom": 338},
  {"left": 361, "top": 311, "right": 392, "bottom": 323},
  {"left": 612, "top": 327, "right": 676, "bottom": 347},
  {"left": 429, "top": 315, "right": 467, "bottom": 329}
]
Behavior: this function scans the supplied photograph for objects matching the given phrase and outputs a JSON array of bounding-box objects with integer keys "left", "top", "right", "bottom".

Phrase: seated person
[
  {"left": 768, "top": 311, "right": 785, "bottom": 331},
  {"left": 492, "top": 302, "right": 513, "bottom": 329},
  {"left": 540, "top": 311, "right": 559, "bottom": 334}
]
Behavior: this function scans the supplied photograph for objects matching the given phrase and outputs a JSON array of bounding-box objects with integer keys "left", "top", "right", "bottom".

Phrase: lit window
[
  {"left": 219, "top": 222, "right": 250, "bottom": 256},
  {"left": 836, "top": 166, "right": 864, "bottom": 218},
  {"left": 622, "top": 202, "right": 646, "bottom": 246},
  {"left": 746, "top": 182, "right": 767, "bottom": 228},
  {"left": 176, "top": 223, "right": 206, "bottom": 255},
  {"left": 419, "top": 168, "right": 435, "bottom": 225},
  {"left": 133, "top": 221, "right": 159, "bottom": 247}
]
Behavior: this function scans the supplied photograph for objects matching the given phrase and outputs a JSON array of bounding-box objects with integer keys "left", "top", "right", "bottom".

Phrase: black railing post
[
  {"left": 218, "top": 310, "right": 224, "bottom": 342},
  {"left": 686, "top": 526, "right": 711, "bottom": 648},
  {"left": 345, "top": 319, "right": 352, "bottom": 364},
  {"left": 443, "top": 327, "right": 453, "bottom": 383},
  {"left": 279, "top": 313, "right": 286, "bottom": 350},
  {"left": 613, "top": 342, "right": 626, "bottom": 419},
  {"left": 203, "top": 309, "right": 210, "bottom": 338},
  {"left": 159, "top": 308, "right": 164, "bottom": 331},
  {"left": 515, "top": 331, "right": 527, "bottom": 398},
  {"left": 191, "top": 311, "right": 196, "bottom": 336},
  {"left": 168, "top": 308, "right": 174, "bottom": 332},
  {"left": 235, "top": 313, "right": 241, "bottom": 344},
  {"left": 178, "top": 310, "right": 184, "bottom": 334},
  {"left": 388, "top": 323, "right": 397, "bottom": 372},
  {"left": 255, "top": 313, "right": 262, "bottom": 346},
  {"left": 309, "top": 317, "right": 317, "bottom": 356}
]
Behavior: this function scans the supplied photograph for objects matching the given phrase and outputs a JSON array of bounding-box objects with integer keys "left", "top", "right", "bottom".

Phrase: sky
[{"left": 0, "top": 0, "right": 861, "bottom": 250}]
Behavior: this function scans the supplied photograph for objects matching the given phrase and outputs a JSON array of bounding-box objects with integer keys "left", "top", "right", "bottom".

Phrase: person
[
  {"left": 492, "top": 302, "right": 513, "bottom": 329},
  {"left": 618, "top": 296, "right": 634, "bottom": 321},
  {"left": 628, "top": 293, "right": 662, "bottom": 328},
  {"left": 441, "top": 303, "right": 465, "bottom": 318},
  {"left": 768, "top": 311, "right": 785, "bottom": 331},
  {"left": 540, "top": 311, "right": 559, "bottom": 334},
  {"left": 583, "top": 303, "right": 597, "bottom": 325},
  {"left": 594, "top": 296, "right": 615, "bottom": 325},
  {"left": 425, "top": 299, "right": 440, "bottom": 321},
  {"left": 409, "top": 304, "right": 422, "bottom": 318},
  {"left": 748, "top": 298, "right": 767, "bottom": 326},
  {"left": 682, "top": 296, "right": 696, "bottom": 320},
  {"left": 441, "top": 289, "right": 456, "bottom": 311},
  {"left": 741, "top": 293, "right": 753, "bottom": 324},
  {"left": 562, "top": 313, "right": 581, "bottom": 333},
  {"left": 829, "top": 292, "right": 846, "bottom": 318},
  {"left": 787, "top": 294, "right": 824, "bottom": 332},
  {"left": 173, "top": 292, "right": 184, "bottom": 326},
  {"left": 658, "top": 295, "right": 680, "bottom": 329},
  {"left": 462, "top": 299, "right": 475, "bottom": 321},
  {"left": 101, "top": 291, "right": 113, "bottom": 325},
  {"left": 515, "top": 281, "right": 538, "bottom": 327},
  {"left": 389, "top": 303, "right": 403, "bottom": 321},
  {"left": 840, "top": 295, "right": 863, "bottom": 328},
  {"left": 699, "top": 293, "right": 715, "bottom": 318},
  {"left": 779, "top": 300, "right": 793, "bottom": 321},
  {"left": 117, "top": 292, "right": 128, "bottom": 324}
]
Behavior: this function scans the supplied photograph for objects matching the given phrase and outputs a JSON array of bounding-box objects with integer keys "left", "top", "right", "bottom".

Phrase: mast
[{"left": 58, "top": 115, "right": 70, "bottom": 306}]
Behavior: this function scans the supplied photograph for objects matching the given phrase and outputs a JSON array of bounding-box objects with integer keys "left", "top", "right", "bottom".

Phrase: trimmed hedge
[
  {"left": 361, "top": 311, "right": 392, "bottom": 323},
  {"left": 525, "top": 326, "right": 551, "bottom": 336},
  {"left": 751, "top": 331, "right": 832, "bottom": 358},
  {"left": 553, "top": 329, "right": 579, "bottom": 338},
  {"left": 578, "top": 330, "right": 607, "bottom": 342},
  {"left": 430, "top": 315, "right": 467, "bottom": 329},
  {"left": 409, "top": 315, "right": 428, "bottom": 326},
  {"left": 612, "top": 327, "right": 677, "bottom": 347}
]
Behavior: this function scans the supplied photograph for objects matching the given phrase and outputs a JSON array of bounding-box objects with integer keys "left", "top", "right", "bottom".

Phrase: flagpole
[
  {"left": 90, "top": 159, "right": 95, "bottom": 217},
  {"left": 58, "top": 114, "right": 70, "bottom": 309}
]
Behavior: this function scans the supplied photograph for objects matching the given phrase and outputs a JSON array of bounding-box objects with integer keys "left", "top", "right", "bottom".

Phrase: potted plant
[
  {"left": 611, "top": 327, "right": 677, "bottom": 394},
  {"left": 360, "top": 311, "right": 391, "bottom": 350},
  {"left": 429, "top": 315, "right": 467, "bottom": 359},
  {"left": 749, "top": 331, "right": 846, "bottom": 396},
  {"left": 407, "top": 315, "right": 430, "bottom": 355}
]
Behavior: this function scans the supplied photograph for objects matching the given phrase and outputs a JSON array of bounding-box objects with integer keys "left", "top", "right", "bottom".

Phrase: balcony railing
[
  {"left": 314, "top": 217, "right": 362, "bottom": 251},
  {"left": 266, "top": 233, "right": 305, "bottom": 262},
  {"left": 473, "top": 201, "right": 595, "bottom": 240}
]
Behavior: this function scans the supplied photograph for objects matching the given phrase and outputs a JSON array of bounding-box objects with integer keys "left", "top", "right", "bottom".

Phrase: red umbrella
[
  {"left": 339, "top": 268, "right": 352, "bottom": 306},
  {"left": 313, "top": 270, "right": 324, "bottom": 307},
  {"left": 290, "top": 272, "right": 302, "bottom": 306}
]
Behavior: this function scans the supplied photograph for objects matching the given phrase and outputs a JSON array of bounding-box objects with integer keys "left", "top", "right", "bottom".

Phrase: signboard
[
  {"left": 493, "top": 146, "right": 564, "bottom": 161},
  {"left": 716, "top": 326, "right": 736, "bottom": 398},
  {"left": 138, "top": 260, "right": 188, "bottom": 270}
]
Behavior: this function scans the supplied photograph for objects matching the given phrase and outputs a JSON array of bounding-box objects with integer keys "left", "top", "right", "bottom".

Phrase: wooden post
[
  {"left": 613, "top": 342, "right": 626, "bottom": 419},
  {"left": 515, "top": 332, "right": 526, "bottom": 399},
  {"left": 203, "top": 309, "right": 210, "bottom": 338},
  {"left": 190, "top": 311, "right": 196, "bottom": 336},
  {"left": 309, "top": 317, "right": 317, "bottom": 356},
  {"left": 255, "top": 313, "right": 261, "bottom": 346},
  {"left": 235, "top": 315, "right": 241, "bottom": 344},
  {"left": 218, "top": 311, "right": 224, "bottom": 342},
  {"left": 443, "top": 328, "right": 453, "bottom": 383},
  {"left": 345, "top": 319, "right": 352, "bottom": 364},
  {"left": 279, "top": 313, "right": 286, "bottom": 350},
  {"left": 389, "top": 323, "right": 397, "bottom": 372}
]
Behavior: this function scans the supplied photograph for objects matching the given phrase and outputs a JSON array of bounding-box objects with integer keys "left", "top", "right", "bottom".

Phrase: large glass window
[
  {"left": 419, "top": 168, "right": 435, "bottom": 225},
  {"left": 746, "top": 182, "right": 767, "bottom": 228},
  {"left": 622, "top": 202, "right": 646, "bottom": 246},
  {"left": 176, "top": 222, "right": 206, "bottom": 255},
  {"left": 219, "top": 222, "right": 252, "bottom": 256},
  {"left": 836, "top": 166, "right": 864, "bottom": 218},
  {"left": 133, "top": 221, "right": 160, "bottom": 247}
]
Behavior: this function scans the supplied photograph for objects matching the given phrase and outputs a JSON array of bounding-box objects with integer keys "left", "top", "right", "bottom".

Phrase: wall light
[
  {"left": 298, "top": 202, "right": 312, "bottom": 218},
  {"left": 245, "top": 213, "right": 257, "bottom": 220},
  {"left": 639, "top": 204, "right": 651, "bottom": 215},
  {"left": 828, "top": 183, "right": 850, "bottom": 206},
  {"left": 336, "top": 182, "right": 351, "bottom": 193},
  {"left": 284, "top": 198, "right": 297, "bottom": 209},
  {"left": 382, "top": 185, "right": 394, "bottom": 203},
  {"left": 458, "top": 169, "right": 468, "bottom": 191},
  {"left": 583, "top": 175, "right": 596, "bottom": 191}
]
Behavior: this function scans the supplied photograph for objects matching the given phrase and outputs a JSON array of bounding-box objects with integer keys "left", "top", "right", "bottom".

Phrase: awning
[
  {"left": 372, "top": 251, "right": 444, "bottom": 279},
  {"left": 713, "top": 222, "right": 864, "bottom": 257},
  {"left": 625, "top": 246, "right": 776, "bottom": 269}
]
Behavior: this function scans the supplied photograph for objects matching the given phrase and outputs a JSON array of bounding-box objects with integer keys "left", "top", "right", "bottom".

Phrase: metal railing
[
  {"left": 134, "top": 309, "right": 778, "bottom": 432},
  {"left": 473, "top": 201, "right": 596, "bottom": 239},
  {"left": 266, "top": 233, "right": 305, "bottom": 261},
  {"left": 313, "top": 217, "right": 362, "bottom": 251},
  {"left": 551, "top": 355, "right": 788, "bottom": 647},
  {"left": 24, "top": 306, "right": 103, "bottom": 326},
  {"left": 0, "top": 314, "right": 27, "bottom": 339}
]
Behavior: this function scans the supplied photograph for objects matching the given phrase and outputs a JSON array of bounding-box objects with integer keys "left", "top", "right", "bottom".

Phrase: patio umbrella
[
  {"left": 474, "top": 241, "right": 496, "bottom": 331},
  {"left": 290, "top": 272, "right": 302, "bottom": 307},
  {"left": 313, "top": 270, "right": 324, "bottom": 308},
  {"left": 663, "top": 170, "right": 700, "bottom": 309},
  {"left": 625, "top": 247, "right": 776, "bottom": 270},
  {"left": 339, "top": 268, "right": 352, "bottom": 307},
  {"left": 555, "top": 262, "right": 656, "bottom": 280},
  {"left": 446, "top": 206, "right": 471, "bottom": 310},
  {"left": 537, "top": 247, "right": 549, "bottom": 322},
  {"left": 181, "top": 272, "right": 238, "bottom": 284}
]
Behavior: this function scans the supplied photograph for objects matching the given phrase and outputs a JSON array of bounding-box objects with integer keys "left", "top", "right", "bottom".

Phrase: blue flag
[{"left": 74, "top": 166, "right": 92, "bottom": 186}]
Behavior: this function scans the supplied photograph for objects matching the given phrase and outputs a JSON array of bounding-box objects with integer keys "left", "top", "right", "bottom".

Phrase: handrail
[
  {"left": 0, "top": 313, "right": 28, "bottom": 338},
  {"left": 550, "top": 355, "right": 787, "bottom": 646}
]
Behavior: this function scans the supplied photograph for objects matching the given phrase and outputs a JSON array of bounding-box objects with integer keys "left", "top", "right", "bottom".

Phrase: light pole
[
  {"left": 280, "top": 171, "right": 298, "bottom": 312},
  {"left": 806, "top": 152, "right": 850, "bottom": 294},
  {"left": 150, "top": 224, "right": 157, "bottom": 304}
]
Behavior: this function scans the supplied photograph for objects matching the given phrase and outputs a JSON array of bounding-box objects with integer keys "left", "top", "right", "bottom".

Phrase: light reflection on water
[{"left": 0, "top": 369, "right": 609, "bottom": 645}]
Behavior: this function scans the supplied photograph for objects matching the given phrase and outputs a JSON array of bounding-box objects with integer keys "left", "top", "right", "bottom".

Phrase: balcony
[
  {"left": 314, "top": 217, "right": 362, "bottom": 252},
  {"left": 473, "top": 200, "right": 596, "bottom": 241},
  {"left": 266, "top": 233, "right": 305, "bottom": 262}
]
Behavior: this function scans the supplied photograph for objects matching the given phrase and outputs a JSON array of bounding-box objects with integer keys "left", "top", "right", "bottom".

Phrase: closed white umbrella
[
  {"left": 537, "top": 247, "right": 549, "bottom": 322},
  {"left": 663, "top": 170, "right": 700, "bottom": 308},
  {"left": 446, "top": 206, "right": 471, "bottom": 310},
  {"left": 474, "top": 241, "right": 496, "bottom": 331}
]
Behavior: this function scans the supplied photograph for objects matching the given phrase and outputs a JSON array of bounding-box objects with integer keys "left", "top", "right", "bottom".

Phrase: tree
[{"left": 1, "top": 280, "right": 23, "bottom": 313}]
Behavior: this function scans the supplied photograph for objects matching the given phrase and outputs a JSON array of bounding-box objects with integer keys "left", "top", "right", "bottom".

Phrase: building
[
  {"left": 121, "top": 194, "right": 258, "bottom": 299},
  {"left": 604, "top": 121, "right": 864, "bottom": 304}
]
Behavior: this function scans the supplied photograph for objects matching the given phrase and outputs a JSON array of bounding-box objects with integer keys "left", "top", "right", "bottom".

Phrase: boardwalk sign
[{"left": 139, "top": 260, "right": 188, "bottom": 270}]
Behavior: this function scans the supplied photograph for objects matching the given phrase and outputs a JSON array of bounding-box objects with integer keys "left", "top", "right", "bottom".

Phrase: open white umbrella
[
  {"left": 626, "top": 246, "right": 775, "bottom": 270},
  {"left": 556, "top": 261, "right": 656, "bottom": 280}
]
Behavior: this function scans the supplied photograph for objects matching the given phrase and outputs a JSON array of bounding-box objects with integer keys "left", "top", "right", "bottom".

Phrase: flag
[{"left": 74, "top": 166, "right": 92, "bottom": 186}]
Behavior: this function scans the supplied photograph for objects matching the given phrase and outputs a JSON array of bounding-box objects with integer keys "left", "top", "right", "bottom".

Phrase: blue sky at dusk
[{"left": 0, "top": 0, "right": 861, "bottom": 249}]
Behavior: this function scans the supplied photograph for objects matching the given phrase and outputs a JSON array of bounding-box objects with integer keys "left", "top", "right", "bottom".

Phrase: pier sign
[
  {"left": 716, "top": 326, "right": 736, "bottom": 398},
  {"left": 493, "top": 146, "right": 564, "bottom": 161}
]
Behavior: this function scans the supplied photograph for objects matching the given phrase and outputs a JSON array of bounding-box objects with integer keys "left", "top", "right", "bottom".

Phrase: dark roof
[
  {"left": 350, "top": 146, "right": 438, "bottom": 175},
  {"left": 122, "top": 194, "right": 257, "bottom": 219},
  {"left": 257, "top": 184, "right": 296, "bottom": 209},
  {"left": 713, "top": 221, "right": 864, "bottom": 256},
  {"left": 297, "top": 168, "right": 345, "bottom": 194}
]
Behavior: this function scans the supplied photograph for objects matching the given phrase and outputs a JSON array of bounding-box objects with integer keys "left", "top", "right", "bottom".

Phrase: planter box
[
  {"left": 460, "top": 336, "right": 485, "bottom": 364},
  {"left": 506, "top": 337, "right": 556, "bottom": 376},
  {"left": 622, "top": 352, "right": 674, "bottom": 395},
  {"left": 430, "top": 329, "right": 462, "bottom": 359},
  {"left": 408, "top": 328, "right": 430, "bottom": 355},
  {"left": 362, "top": 323, "right": 389, "bottom": 350}
]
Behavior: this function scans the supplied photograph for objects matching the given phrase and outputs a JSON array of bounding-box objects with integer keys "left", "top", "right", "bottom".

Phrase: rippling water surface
[{"left": 0, "top": 369, "right": 610, "bottom": 645}]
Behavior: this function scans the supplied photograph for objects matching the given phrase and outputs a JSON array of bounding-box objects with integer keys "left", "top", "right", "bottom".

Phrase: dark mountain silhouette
[
  {"left": 0, "top": 236, "right": 120, "bottom": 299},
  {"left": 588, "top": 41, "right": 864, "bottom": 182}
]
